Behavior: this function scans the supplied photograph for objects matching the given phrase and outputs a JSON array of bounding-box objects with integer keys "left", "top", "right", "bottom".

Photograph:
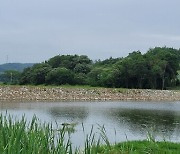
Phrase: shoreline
[{"left": 0, "top": 85, "right": 180, "bottom": 101}]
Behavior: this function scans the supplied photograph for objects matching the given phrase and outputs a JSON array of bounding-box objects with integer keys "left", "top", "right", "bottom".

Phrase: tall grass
[
  {"left": 0, "top": 114, "right": 179, "bottom": 153},
  {"left": 0, "top": 114, "right": 73, "bottom": 154}
]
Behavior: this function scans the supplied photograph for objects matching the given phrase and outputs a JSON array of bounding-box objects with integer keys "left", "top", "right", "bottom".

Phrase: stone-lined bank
[{"left": 0, "top": 86, "right": 180, "bottom": 101}]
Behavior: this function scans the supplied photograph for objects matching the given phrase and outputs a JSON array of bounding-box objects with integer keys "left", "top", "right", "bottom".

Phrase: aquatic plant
[
  {"left": 0, "top": 114, "right": 73, "bottom": 154},
  {"left": 0, "top": 114, "right": 179, "bottom": 153}
]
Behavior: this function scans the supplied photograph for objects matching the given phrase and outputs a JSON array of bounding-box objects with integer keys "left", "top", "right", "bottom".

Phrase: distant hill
[{"left": 0, "top": 63, "right": 35, "bottom": 73}]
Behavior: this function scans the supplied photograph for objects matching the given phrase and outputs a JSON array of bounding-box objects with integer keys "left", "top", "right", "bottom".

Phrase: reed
[
  {"left": 0, "top": 114, "right": 73, "bottom": 154},
  {"left": 0, "top": 114, "right": 179, "bottom": 153}
]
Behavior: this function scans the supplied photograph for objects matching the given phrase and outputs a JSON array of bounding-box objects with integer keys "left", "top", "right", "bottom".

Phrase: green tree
[
  {"left": 145, "top": 47, "right": 179, "bottom": 89},
  {"left": 74, "top": 73, "right": 88, "bottom": 85},
  {"left": 20, "top": 63, "right": 52, "bottom": 85},
  {"left": 45, "top": 68, "right": 75, "bottom": 85},
  {"left": 87, "top": 67, "right": 114, "bottom": 87},
  {"left": 87, "top": 68, "right": 104, "bottom": 86},
  {"left": 19, "top": 67, "right": 32, "bottom": 85},
  {"left": 31, "top": 63, "right": 52, "bottom": 85},
  {"left": 19, "top": 49, "right": 180, "bottom": 89},
  {"left": 48, "top": 55, "right": 92, "bottom": 71},
  {"left": 123, "top": 51, "right": 145, "bottom": 88},
  {"left": 74, "top": 63, "right": 91, "bottom": 74},
  {"left": 0, "top": 70, "right": 21, "bottom": 84}
]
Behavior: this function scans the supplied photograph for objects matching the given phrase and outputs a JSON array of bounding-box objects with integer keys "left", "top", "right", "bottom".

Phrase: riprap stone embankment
[{"left": 0, "top": 86, "right": 180, "bottom": 101}]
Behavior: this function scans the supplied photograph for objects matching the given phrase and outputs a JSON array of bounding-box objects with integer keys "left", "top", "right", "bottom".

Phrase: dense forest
[{"left": 1, "top": 47, "right": 180, "bottom": 90}]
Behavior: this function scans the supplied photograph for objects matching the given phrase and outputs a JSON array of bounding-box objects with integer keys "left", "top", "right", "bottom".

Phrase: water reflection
[
  {"left": 49, "top": 106, "right": 88, "bottom": 122},
  {"left": 0, "top": 101, "right": 179, "bottom": 143},
  {"left": 106, "top": 108, "right": 180, "bottom": 139}
]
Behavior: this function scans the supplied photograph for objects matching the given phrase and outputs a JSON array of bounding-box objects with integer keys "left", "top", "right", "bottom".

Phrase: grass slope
[{"left": 95, "top": 141, "right": 180, "bottom": 154}]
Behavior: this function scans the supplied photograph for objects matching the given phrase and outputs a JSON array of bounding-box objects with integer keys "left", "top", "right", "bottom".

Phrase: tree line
[{"left": 1, "top": 47, "right": 180, "bottom": 89}]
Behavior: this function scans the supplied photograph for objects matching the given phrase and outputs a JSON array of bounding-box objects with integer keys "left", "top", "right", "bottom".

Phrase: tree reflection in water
[
  {"left": 49, "top": 106, "right": 89, "bottom": 122},
  {"left": 106, "top": 108, "right": 180, "bottom": 138}
]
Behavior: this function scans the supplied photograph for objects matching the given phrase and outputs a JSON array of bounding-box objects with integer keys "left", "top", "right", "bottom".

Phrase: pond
[{"left": 0, "top": 101, "right": 180, "bottom": 147}]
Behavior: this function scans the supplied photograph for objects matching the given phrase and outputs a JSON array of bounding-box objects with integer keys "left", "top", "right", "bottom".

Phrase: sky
[{"left": 0, "top": 0, "right": 180, "bottom": 64}]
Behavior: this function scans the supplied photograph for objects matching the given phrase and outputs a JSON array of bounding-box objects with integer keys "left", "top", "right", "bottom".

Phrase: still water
[{"left": 0, "top": 101, "right": 180, "bottom": 146}]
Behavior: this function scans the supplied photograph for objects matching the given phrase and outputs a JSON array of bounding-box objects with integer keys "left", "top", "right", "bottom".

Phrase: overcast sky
[{"left": 0, "top": 0, "right": 180, "bottom": 64}]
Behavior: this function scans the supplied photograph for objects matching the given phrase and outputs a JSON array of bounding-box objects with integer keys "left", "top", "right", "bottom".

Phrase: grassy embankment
[
  {"left": 0, "top": 83, "right": 107, "bottom": 89},
  {"left": 2, "top": 80, "right": 180, "bottom": 92},
  {"left": 0, "top": 83, "right": 98, "bottom": 89},
  {"left": 0, "top": 115, "right": 179, "bottom": 154},
  {"left": 1, "top": 81, "right": 180, "bottom": 91}
]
